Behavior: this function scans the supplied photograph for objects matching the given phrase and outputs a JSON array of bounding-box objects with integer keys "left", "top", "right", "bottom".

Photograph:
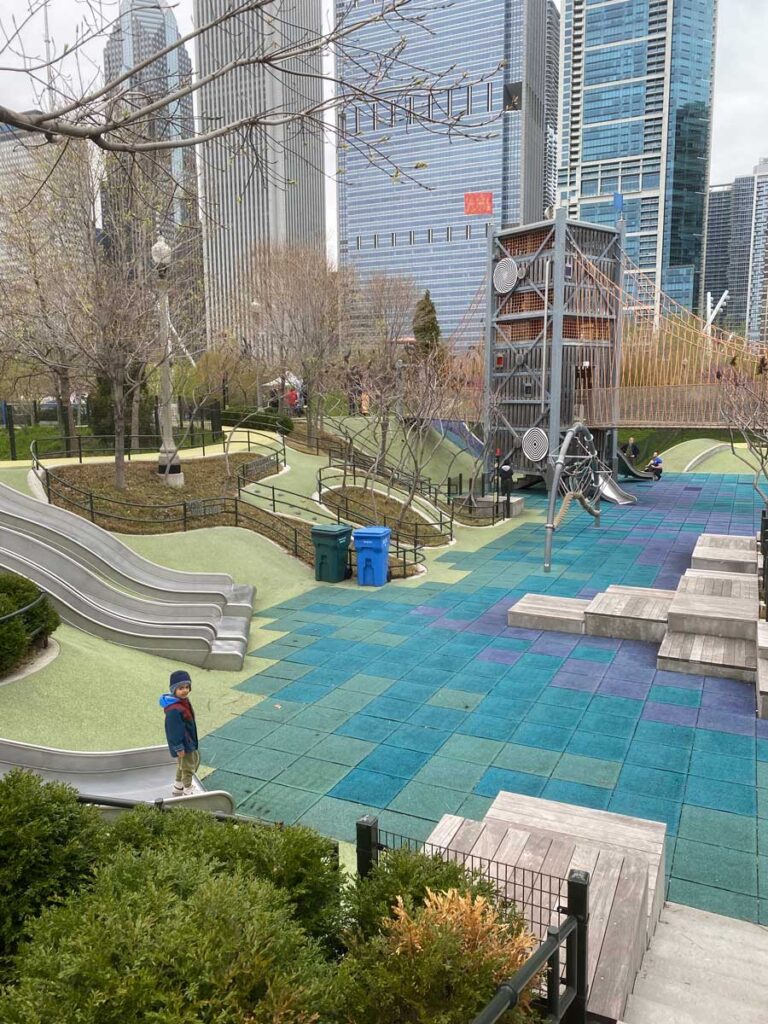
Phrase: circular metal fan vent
[
  {"left": 493, "top": 257, "right": 520, "bottom": 295},
  {"left": 522, "top": 427, "right": 549, "bottom": 463}
]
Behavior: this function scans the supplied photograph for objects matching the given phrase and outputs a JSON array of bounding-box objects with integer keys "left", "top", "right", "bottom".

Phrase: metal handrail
[{"left": 0, "top": 590, "right": 46, "bottom": 623}]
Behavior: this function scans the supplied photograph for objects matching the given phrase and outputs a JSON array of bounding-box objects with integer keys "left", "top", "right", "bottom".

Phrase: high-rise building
[
  {"left": 544, "top": 0, "right": 561, "bottom": 214},
  {"left": 336, "top": 0, "right": 554, "bottom": 341},
  {"left": 194, "top": 0, "right": 326, "bottom": 347},
  {"left": 558, "top": 0, "right": 718, "bottom": 311},
  {"left": 704, "top": 159, "right": 768, "bottom": 342}
]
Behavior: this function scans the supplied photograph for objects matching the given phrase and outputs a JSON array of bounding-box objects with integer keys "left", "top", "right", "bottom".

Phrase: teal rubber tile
[
  {"left": 225, "top": 745, "right": 298, "bottom": 781},
  {"left": 386, "top": 723, "right": 450, "bottom": 754},
  {"left": 245, "top": 699, "right": 303, "bottom": 723},
  {"left": 758, "top": 762, "right": 768, "bottom": 790},
  {"left": 666, "top": 880, "right": 758, "bottom": 923},
  {"left": 588, "top": 695, "right": 644, "bottom": 719},
  {"left": 609, "top": 791, "right": 681, "bottom": 835},
  {"left": 693, "top": 729, "right": 755, "bottom": 759},
  {"left": 553, "top": 753, "right": 621, "bottom": 789},
  {"left": 199, "top": 736, "right": 256, "bottom": 770},
  {"left": 457, "top": 713, "right": 515, "bottom": 742},
  {"left": 542, "top": 779, "right": 611, "bottom": 810},
  {"left": 525, "top": 703, "right": 583, "bottom": 729},
  {"left": 260, "top": 724, "right": 324, "bottom": 756},
  {"left": 358, "top": 745, "right": 430, "bottom": 780},
  {"left": 364, "top": 695, "right": 420, "bottom": 723},
  {"left": 315, "top": 688, "right": 373, "bottom": 714},
  {"left": 409, "top": 705, "right": 468, "bottom": 731},
  {"left": 512, "top": 722, "right": 573, "bottom": 751},
  {"left": 685, "top": 775, "right": 756, "bottom": 816},
  {"left": 246, "top": 661, "right": 311, "bottom": 681},
  {"left": 240, "top": 783, "right": 321, "bottom": 824},
  {"left": 688, "top": 750, "right": 756, "bottom": 787},
  {"left": 678, "top": 805, "right": 756, "bottom": 853},
  {"left": 389, "top": 780, "right": 465, "bottom": 820},
  {"left": 310, "top": 734, "right": 376, "bottom": 767},
  {"left": 760, "top": 857, "right": 768, "bottom": 899},
  {"left": 633, "top": 720, "right": 695, "bottom": 750},
  {"left": 203, "top": 770, "right": 264, "bottom": 808},
  {"left": 336, "top": 713, "right": 398, "bottom": 743},
  {"left": 648, "top": 685, "right": 701, "bottom": 708},
  {"left": 539, "top": 686, "right": 593, "bottom": 710},
  {"left": 618, "top": 764, "right": 686, "bottom": 802},
  {"left": 566, "top": 731, "right": 631, "bottom": 762},
  {"left": 758, "top": 739, "right": 768, "bottom": 761},
  {"left": 412, "top": 756, "right": 487, "bottom": 792},
  {"left": 272, "top": 756, "right": 351, "bottom": 794},
  {"left": 329, "top": 769, "right": 406, "bottom": 808},
  {"left": 297, "top": 795, "right": 373, "bottom": 841},
  {"left": 456, "top": 794, "right": 494, "bottom": 820},
  {"left": 271, "top": 681, "right": 332, "bottom": 704},
  {"left": 673, "top": 838, "right": 758, "bottom": 896},
  {"left": 428, "top": 688, "right": 484, "bottom": 712},
  {"left": 438, "top": 733, "right": 505, "bottom": 765},
  {"left": 474, "top": 767, "right": 547, "bottom": 799},
  {"left": 759, "top": 818, "right": 768, "bottom": 857},
  {"left": 626, "top": 740, "right": 692, "bottom": 775},
  {"left": 341, "top": 674, "right": 395, "bottom": 695},
  {"left": 385, "top": 680, "right": 442, "bottom": 703},
  {"left": 493, "top": 743, "right": 560, "bottom": 776},
  {"left": 476, "top": 695, "right": 533, "bottom": 720},
  {"left": 760, "top": 788, "right": 768, "bottom": 820},
  {"left": 212, "top": 717, "right": 277, "bottom": 745},
  {"left": 291, "top": 706, "right": 351, "bottom": 733},
  {"left": 376, "top": 809, "right": 435, "bottom": 842},
  {"left": 580, "top": 710, "right": 637, "bottom": 739},
  {"left": 235, "top": 675, "right": 291, "bottom": 696}
]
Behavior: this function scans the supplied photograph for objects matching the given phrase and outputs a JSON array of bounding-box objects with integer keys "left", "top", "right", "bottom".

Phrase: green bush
[
  {"left": 0, "top": 597, "right": 27, "bottom": 676},
  {"left": 344, "top": 847, "right": 502, "bottom": 942},
  {"left": 1, "top": 851, "right": 333, "bottom": 1024},
  {"left": 109, "top": 806, "right": 342, "bottom": 947},
  {"left": 0, "top": 770, "right": 106, "bottom": 965},
  {"left": 220, "top": 407, "right": 294, "bottom": 434},
  {"left": 0, "top": 574, "right": 59, "bottom": 646},
  {"left": 87, "top": 374, "right": 155, "bottom": 440}
]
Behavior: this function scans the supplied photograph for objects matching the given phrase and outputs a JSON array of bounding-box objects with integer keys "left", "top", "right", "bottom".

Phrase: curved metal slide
[
  {"left": 0, "top": 737, "right": 234, "bottom": 812},
  {"left": 598, "top": 473, "right": 638, "bottom": 506},
  {"left": 0, "top": 482, "right": 254, "bottom": 617},
  {"left": 617, "top": 450, "right": 654, "bottom": 481}
]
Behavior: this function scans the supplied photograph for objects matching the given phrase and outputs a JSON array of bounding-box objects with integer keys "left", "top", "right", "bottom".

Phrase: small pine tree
[{"left": 412, "top": 290, "right": 441, "bottom": 355}]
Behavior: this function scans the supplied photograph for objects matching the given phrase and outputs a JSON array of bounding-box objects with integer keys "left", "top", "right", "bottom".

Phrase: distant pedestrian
[
  {"left": 646, "top": 452, "right": 663, "bottom": 480},
  {"left": 621, "top": 436, "right": 640, "bottom": 463},
  {"left": 286, "top": 387, "right": 299, "bottom": 415},
  {"left": 159, "top": 670, "right": 199, "bottom": 797}
]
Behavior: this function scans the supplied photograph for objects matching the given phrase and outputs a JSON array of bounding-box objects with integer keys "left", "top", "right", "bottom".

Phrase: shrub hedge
[
  {"left": 220, "top": 407, "right": 294, "bottom": 434},
  {"left": 0, "top": 573, "right": 59, "bottom": 677}
]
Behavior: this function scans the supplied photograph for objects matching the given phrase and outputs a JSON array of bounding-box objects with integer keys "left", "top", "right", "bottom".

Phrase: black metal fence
[{"left": 356, "top": 816, "right": 589, "bottom": 1024}]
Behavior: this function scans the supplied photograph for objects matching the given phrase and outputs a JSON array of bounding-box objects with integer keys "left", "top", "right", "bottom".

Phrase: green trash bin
[{"left": 311, "top": 524, "right": 352, "bottom": 583}]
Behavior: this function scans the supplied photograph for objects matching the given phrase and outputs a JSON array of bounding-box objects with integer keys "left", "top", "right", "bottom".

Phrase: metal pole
[
  {"left": 548, "top": 208, "right": 567, "bottom": 457},
  {"left": 541, "top": 258, "right": 550, "bottom": 412},
  {"left": 153, "top": 237, "right": 184, "bottom": 487},
  {"left": 483, "top": 221, "right": 496, "bottom": 480},
  {"left": 563, "top": 869, "right": 590, "bottom": 1024}
]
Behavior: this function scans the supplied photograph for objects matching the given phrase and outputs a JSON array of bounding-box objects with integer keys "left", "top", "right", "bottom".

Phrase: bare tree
[{"left": 720, "top": 365, "right": 768, "bottom": 503}]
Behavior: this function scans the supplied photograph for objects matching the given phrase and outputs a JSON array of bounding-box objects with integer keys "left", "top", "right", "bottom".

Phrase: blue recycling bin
[{"left": 353, "top": 526, "right": 391, "bottom": 586}]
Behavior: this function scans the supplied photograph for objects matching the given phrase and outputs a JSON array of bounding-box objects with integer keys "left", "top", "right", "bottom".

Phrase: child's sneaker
[
  {"left": 171, "top": 782, "right": 184, "bottom": 797},
  {"left": 182, "top": 786, "right": 194, "bottom": 797}
]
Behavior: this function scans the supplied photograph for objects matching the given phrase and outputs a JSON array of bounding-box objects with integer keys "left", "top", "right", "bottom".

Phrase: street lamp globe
[{"left": 151, "top": 234, "right": 172, "bottom": 276}]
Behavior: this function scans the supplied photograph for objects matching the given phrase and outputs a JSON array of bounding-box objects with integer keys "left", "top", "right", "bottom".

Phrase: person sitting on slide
[{"left": 646, "top": 452, "right": 663, "bottom": 480}]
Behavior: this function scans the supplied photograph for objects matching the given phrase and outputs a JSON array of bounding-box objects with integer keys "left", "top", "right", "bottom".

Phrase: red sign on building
[{"left": 464, "top": 191, "right": 494, "bottom": 216}]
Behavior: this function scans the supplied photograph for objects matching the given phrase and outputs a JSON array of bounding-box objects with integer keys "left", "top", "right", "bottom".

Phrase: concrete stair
[
  {"left": 657, "top": 631, "right": 756, "bottom": 682},
  {"left": 622, "top": 903, "right": 768, "bottom": 1024},
  {"left": 691, "top": 533, "right": 758, "bottom": 574},
  {"left": 507, "top": 594, "right": 588, "bottom": 634},
  {"left": 585, "top": 587, "right": 674, "bottom": 643}
]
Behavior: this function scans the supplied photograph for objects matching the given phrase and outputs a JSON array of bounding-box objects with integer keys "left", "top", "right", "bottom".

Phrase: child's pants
[{"left": 175, "top": 750, "right": 200, "bottom": 789}]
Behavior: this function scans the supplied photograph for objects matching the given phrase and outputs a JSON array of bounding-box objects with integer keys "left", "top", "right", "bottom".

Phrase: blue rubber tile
[
  {"left": 457, "top": 713, "right": 516, "bottom": 742},
  {"left": 512, "top": 722, "right": 574, "bottom": 752},
  {"left": 387, "top": 723, "right": 450, "bottom": 754},
  {"left": 329, "top": 768, "right": 406, "bottom": 808},
  {"left": 336, "top": 713, "right": 398, "bottom": 743},
  {"left": 633, "top": 720, "right": 695, "bottom": 751},
  {"left": 685, "top": 775, "right": 757, "bottom": 817},
  {"left": 388, "top": 780, "right": 465, "bottom": 820},
  {"left": 566, "top": 731, "right": 631, "bottom": 762},
  {"left": 568, "top": 646, "right": 616, "bottom": 664},
  {"left": 626, "top": 740, "right": 692, "bottom": 775},
  {"left": 363, "top": 695, "right": 420, "bottom": 723},
  {"left": 608, "top": 791, "right": 682, "bottom": 835},
  {"left": 496, "top": 677, "right": 549, "bottom": 700},
  {"left": 408, "top": 704, "right": 468, "bottom": 731},
  {"left": 539, "top": 685, "right": 593, "bottom": 710},
  {"left": 474, "top": 767, "right": 548, "bottom": 799},
  {"left": 357, "top": 744, "right": 430, "bottom": 779},
  {"left": 617, "top": 763, "right": 686, "bottom": 802},
  {"left": 648, "top": 685, "right": 701, "bottom": 708},
  {"left": 384, "top": 680, "right": 442, "bottom": 703},
  {"left": 580, "top": 710, "right": 638, "bottom": 739},
  {"left": 476, "top": 695, "right": 533, "bottom": 719},
  {"left": 271, "top": 681, "right": 333, "bottom": 704},
  {"left": 696, "top": 709, "right": 755, "bottom": 737},
  {"left": 525, "top": 702, "right": 584, "bottom": 729},
  {"left": 589, "top": 694, "right": 644, "bottom": 719},
  {"left": 542, "top": 779, "right": 611, "bottom": 810},
  {"left": 693, "top": 729, "right": 756, "bottom": 759},
  {"left": 758, "top": 739, "right": 768, "bottom": 761},
  {"left": 688, "top": 750, "right": 756, "bottom": 787}
]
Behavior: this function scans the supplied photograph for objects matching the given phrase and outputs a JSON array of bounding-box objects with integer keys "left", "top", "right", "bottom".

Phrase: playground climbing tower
[{"left": 485, "top": 208, "right": 624, "bottom": 475}]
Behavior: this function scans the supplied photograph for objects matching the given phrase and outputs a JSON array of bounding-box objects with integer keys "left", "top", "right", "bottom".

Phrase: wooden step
[
  {"left": 691, "top": 539, "right": 758, "bottom": 575},
  {"left": 694, "top": 533, "right": 756, "bottom": 552},
  {"left": 678, "top": 570, "right": 759, "bottom": 602},
  {"left": 666, "top": 592, "right": 757, "bottom": 641},
  {"left": 585, "top": 587, "right": 674, "bottom": 643},
  {"left": 507, "top": 595, "right": 588, "bottom": 634},
  {"left": 657, "top": 631, "right": 756, "bottom": 683}
]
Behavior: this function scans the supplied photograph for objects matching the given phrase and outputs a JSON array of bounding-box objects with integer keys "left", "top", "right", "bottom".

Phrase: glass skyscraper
[
  {"left": 336, "top": 0, "right": 557, "bottom": 342},
  {"left": 705, "top": 159, "right": 768, "bottom": 343},
  {"left": 559, "top": 0, "right": 717, "bottom": 311}
]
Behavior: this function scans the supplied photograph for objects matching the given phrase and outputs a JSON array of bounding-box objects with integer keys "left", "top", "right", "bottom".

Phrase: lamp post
[{"left": 151, "top": 234, "right": 184, "bottom": 487}]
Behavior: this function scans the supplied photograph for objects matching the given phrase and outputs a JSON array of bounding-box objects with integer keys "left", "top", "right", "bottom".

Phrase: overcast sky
[{"left": 1, "top": 0, "right": 766, "bottom": 184}]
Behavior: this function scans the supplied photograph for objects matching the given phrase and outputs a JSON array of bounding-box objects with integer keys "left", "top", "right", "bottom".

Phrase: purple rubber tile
[
  {"left": 703, "top": 676, "right": 752, "bottom": 697},
  {"left": 477, "top": 648, "right": 522, "bottom": 666},
  {"left": 501, "top": 626, "right": 542, "bottom": 641},
  {"left": 604, "top": 664, "right": 657, "bottom": 685},
  {"left": 551, "top": 674, "right": 601, "bottom": 693},
  {"left": 756, "top": 719, "right": 768, "bottom": 739},
  {"left": 437, "top": 618, "right": 474, "bottom": 630},
  {"left": 696, "top": 708, "right": 755, "bottom": 737},
  {"left": 410, "top": 606, "right": 442, "bottom": 617},
  {"left": 598, "top": 677, "right": 652, "bottom": 700},
  {"left": 700, "top": 690, "right": 756, "bottom": 715},
  {"left": 464, "top": 621, "right": 505, "bottom": 636},
  {"left": 642, "top": 701, "right": 699, "bottom": 726},
  {"left": 653, "top": 670, "right": 704, "bottom": 690}
]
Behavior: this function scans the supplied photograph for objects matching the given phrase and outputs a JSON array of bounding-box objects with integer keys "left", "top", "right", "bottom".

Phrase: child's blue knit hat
[{"left": 169, "top": 670, "right": 192, "bottom": 694}]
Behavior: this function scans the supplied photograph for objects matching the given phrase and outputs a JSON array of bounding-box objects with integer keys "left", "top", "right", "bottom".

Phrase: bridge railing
[{"left": 582, "top": 384, "right": 728, "bottom": 428}]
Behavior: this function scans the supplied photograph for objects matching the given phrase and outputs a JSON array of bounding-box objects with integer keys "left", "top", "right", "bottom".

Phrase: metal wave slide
[
  {"left": 0, "top": 737, "right": 234, "bottom": 813},
  {"left": 0, "top": 485, "right": 254, "bottom": 669}
]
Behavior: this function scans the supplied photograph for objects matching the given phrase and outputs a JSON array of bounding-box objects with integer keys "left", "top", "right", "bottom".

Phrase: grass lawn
[{"left": 0, "top": 423, "right": 91, "bottom": 461}]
